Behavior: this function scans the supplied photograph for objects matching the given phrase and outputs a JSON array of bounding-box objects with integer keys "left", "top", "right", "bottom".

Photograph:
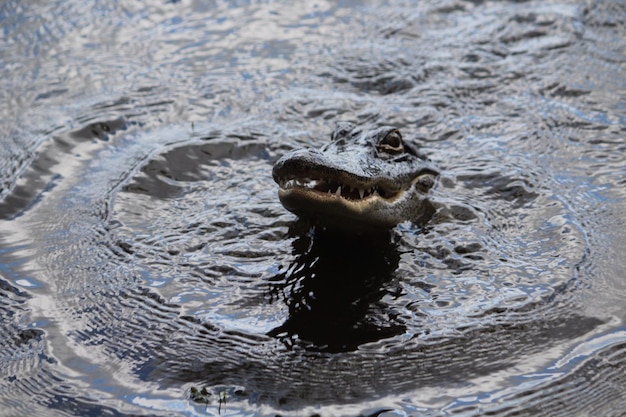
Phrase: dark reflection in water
[{"left": 268, "top": 224, "right": 406, "bottom": 352}]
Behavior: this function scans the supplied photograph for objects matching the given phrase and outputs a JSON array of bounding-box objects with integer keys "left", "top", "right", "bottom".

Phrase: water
[{"left": 1, "top": 1, "right": 625, "bottom": 416}]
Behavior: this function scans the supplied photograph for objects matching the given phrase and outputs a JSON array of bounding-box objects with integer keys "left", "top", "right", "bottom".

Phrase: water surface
[{"left": 1, "top": 1, "right": 625, "bottom": 416}]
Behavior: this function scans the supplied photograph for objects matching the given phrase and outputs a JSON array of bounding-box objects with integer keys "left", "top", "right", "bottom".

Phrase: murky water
[{"left": 1, "top": 1, "right": 625, "bottom": 416}]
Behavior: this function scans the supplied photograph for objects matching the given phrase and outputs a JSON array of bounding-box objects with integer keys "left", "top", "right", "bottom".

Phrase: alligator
[{"left": 272, "top": 122, "right": 439, "bottom": 232}]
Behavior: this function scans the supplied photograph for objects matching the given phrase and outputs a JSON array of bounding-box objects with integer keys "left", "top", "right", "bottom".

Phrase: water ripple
[{"left": 0, "top": 0, "right": 625, "bottom": 415}]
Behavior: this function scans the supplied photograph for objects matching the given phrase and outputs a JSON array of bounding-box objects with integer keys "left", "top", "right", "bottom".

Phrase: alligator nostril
[{"left": 415, "top": 174, "right": 436, "bottom": 192}]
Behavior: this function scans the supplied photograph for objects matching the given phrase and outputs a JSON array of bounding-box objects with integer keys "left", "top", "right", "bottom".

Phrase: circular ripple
[{"left": 42, "top": 129, "right": 596, "bottom": 411}]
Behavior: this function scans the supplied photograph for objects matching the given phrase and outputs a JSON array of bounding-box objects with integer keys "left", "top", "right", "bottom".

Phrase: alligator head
[{"left": 272, "top": 123, "right": 439, "bottom": 232}]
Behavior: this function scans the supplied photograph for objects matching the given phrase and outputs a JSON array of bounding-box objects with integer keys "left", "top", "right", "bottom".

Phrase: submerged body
[{"left": 272, "top": 123, "right": 439, "bottom": 232}]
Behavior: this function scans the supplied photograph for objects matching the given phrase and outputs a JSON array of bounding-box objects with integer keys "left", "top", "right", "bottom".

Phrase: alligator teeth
[{"left": 279, "top": 176, "right": 396, "bottom": 201}]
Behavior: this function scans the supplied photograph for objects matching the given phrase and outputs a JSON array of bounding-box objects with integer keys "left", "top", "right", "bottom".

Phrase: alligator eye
[{"left": 378, "top": 130, "right": 404, "bottom": 155}]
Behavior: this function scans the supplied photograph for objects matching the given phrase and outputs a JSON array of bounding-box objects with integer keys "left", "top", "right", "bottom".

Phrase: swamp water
[{"left": 1, "top": 1, "right": 625, "bottom": 416}]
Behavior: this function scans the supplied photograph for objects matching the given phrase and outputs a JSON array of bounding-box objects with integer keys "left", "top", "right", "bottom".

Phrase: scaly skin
[{"left": 273, "top": 123, "right": 439, "bottom": 232}]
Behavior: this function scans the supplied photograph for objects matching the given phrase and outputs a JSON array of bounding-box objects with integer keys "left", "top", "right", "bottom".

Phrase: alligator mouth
[{"left": 276, "top": 174, "right": 400, "bottom": 201}]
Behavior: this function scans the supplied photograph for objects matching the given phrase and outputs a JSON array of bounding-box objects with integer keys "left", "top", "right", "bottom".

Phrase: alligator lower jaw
[
  {"left": 276, "top": 186, "right": 394, "bottom": 229},
  {"left": 275, "top": 175, "right": 410, "bottom": 227},
  {"left": 276, "top": 174, "right": 435, "bottom": 230},
  {"left": 277, "top": 185, "right": 391, "bottom": 215}
]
